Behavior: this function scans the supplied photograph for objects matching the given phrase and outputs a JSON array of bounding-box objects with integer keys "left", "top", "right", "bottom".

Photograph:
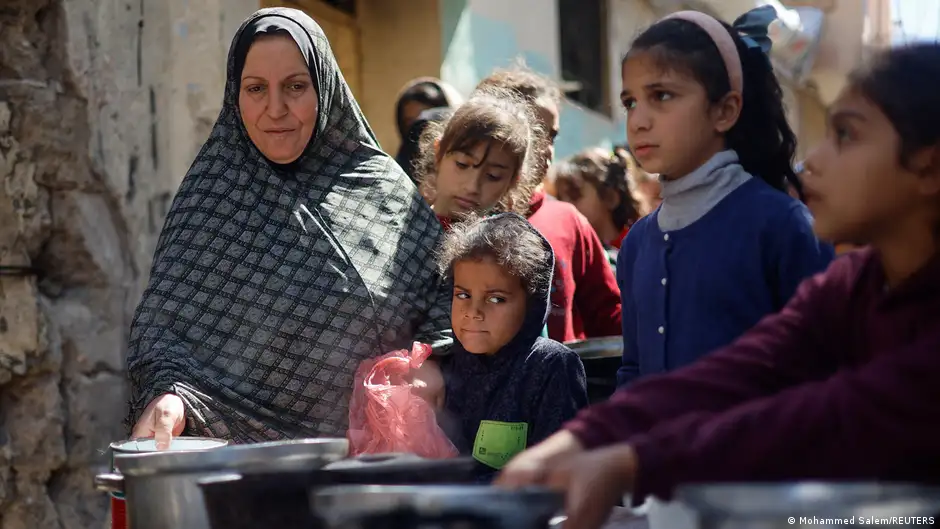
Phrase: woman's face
[
  {"left": 401, "top": 100, "right": 432, "bottom": 135},
  {"left": 239, "top": 35, "right": 318, "bottom": 164}
]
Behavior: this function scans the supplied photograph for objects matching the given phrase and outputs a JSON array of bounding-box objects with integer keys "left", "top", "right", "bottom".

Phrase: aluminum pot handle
[{"left": 94, "top": 473, "right": 124, "bottom": 493}]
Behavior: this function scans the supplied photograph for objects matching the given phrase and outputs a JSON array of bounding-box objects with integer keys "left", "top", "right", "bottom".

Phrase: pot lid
[
  {"left": 115, "top": 437, "right": 349, "bottom": 476},
  {"left": 321, "top": 453, "right": 476, "bottom": 483},
  {"left": 564, "top": 336, "right": 622, "bottom": 360},
  {"left": 110, "top": 437, "right": 228, "bottom": 453},
  {"left": 314, "top": 485, "right": 562, "bottom": 526},
  {"left": 677, "top": 482, "right": 940, "bottom": 519}
]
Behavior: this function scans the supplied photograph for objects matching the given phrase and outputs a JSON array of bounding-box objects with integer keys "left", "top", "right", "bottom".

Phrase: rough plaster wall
[
  {"left": 358, "top": 0, "right": 442, "bottom": 153},
  {"left": 0, "top": 0, "right": 253, "bottom": 526}
]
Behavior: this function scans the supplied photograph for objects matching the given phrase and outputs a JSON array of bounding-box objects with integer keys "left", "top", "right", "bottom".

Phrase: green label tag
[{"left": 472, "top": 420, "right": 528, "bottom": 470}]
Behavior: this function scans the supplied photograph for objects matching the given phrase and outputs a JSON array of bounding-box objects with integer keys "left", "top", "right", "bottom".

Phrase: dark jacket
[{"left": 439, "top": 214, "right": 589, "bottom": 479}]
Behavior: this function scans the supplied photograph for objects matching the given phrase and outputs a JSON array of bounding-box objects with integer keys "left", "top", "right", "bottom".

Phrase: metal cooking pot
[
  {"left": 95, "top": 437, "right": 348, "bottom": 529},
  {"left": 565, "top": 336, "right": 622, "bottom": 404},
  {"left": 314, "top": 484, "right": 563, "bottom": 529},
  {"left": 198, "top": 453, "right": 478, "bottom": 529},
  {"left": 676, "top": 482, "right": 940, "bottom": 529},
  {"left": 99, "top": 437, "right": 229, "bottom": 529}
]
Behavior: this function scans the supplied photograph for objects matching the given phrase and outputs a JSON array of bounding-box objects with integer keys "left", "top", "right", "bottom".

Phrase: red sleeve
[
  {"left": 571, "top": 212, "right": 622, "bottom": 337},
  {"left": 565, "top": 254, "right": 858, "bottom": 449},
  {"left": 628, "top": 326, "right": 940, "bottom": 501}
]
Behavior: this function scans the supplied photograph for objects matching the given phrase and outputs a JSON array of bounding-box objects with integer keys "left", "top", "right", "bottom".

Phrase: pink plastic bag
[{"left": 347, "top": 342, "right": 458, "bottom": 458}]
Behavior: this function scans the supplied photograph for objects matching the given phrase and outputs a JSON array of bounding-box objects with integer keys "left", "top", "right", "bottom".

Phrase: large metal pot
[
  {"left": 676, "top": 482, "right": 940, "bottom": 529},
  {"left": 198, "top": 453, "right": 478, "bottom": 529},
  {"left": 95, "top": 437, "right": 348, "bottom": 529},
  {"left": 100, "top": 437, "right": 229, "bottom": 529},
  {"left": 314, "top": 484, "right": 563, "bottom": 529},
  {"left": 565, "top": 336, "right": 622, "bottom": 404}
]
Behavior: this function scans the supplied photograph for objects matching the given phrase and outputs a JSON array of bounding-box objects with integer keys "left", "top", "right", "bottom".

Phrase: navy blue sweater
[
  {"left": 617, "top": 177, "right": 834, "bottom": 386},
  {"left": 439, "top": 214, "right": 589, "bottom": 478}
]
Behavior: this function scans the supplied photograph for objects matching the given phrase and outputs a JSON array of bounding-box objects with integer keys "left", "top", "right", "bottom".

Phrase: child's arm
[
  {"left": 622, "top": 324, "right": 940, "bottom": 502},
  {"left": 565, "top": 252, "right": 853, "bottom": 450},
  {"left": 529, "top": 349, "right": 590, "bottom": 446},
  {"left": 765, "top": 201, "right": 836, "bottom": 308}
]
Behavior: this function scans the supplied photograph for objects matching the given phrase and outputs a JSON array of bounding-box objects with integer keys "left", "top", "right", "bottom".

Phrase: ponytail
[{"left": 729, "top": 42, "right": 797, "bottom": 192}]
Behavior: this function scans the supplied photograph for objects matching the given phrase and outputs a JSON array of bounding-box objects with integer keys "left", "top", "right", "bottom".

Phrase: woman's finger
[
  {"left": 130, "top": 410, "right": 154, "bottom": 439},
  {"left": 153, "top": 406, "right": 177, "bottom": 450}
]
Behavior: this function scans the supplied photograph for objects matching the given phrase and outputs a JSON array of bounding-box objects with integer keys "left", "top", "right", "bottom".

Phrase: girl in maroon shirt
[{"left": 496, "top": 40, "right": 940, "bottom": 529}]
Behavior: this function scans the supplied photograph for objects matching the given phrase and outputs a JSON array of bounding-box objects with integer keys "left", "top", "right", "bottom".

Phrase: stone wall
[{"left": 0, "top": 0, "right": 253, "bottom": 526}]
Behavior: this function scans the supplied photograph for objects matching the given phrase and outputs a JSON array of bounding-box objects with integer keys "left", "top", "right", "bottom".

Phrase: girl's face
[
  {"left": 535, "top": 99, "right": 561, "bottom": 170},
  {"left": 432, "top": 141, "right": 519, "bottom": 218},
  {"left": 559, "top": 182, "right": 615, "bottom": 236},
  {"left": 239, "top": 35, "right": 319, "bottom": 164},
  {"left": 621, "top": 52, "right": 739, "bottom": 178},
  {"left": 802, "top": 88, "right": 939, "bottom": 245},
  {"left": 451, "top": 257, "right": 527, "bottom": 355}
]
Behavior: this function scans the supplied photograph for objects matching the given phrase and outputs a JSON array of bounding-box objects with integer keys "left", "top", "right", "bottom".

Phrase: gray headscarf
[{"left": 126, "top": 8, "right": 453, "bottom": 442}]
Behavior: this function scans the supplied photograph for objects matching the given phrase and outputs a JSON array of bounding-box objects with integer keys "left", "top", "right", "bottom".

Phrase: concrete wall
[
  {"left": 358, "top": 0, "right": 444, "bottom": 153},
  {"left": 439, "top": 0, "right": 647, "bottom": 159},
  {"left": 0, "top": 0, "right": 254, "bottom": 526}
]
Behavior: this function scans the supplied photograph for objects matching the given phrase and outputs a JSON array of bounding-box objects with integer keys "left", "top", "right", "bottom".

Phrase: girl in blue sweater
[{"left": 616, "top": 7, "right": 834, "bottom": 386}]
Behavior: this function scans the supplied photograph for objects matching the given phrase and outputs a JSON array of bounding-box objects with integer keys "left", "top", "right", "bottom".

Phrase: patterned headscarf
[{"left": 126, "top": 7, "right": 453, "bottom": 442}]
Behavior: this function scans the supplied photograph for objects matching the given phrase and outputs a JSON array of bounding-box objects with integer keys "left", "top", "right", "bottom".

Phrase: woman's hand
[
  {"left": 494, "top": 430, "right": 586, "bottom": 487},
  {"left": 546, "top": 444, "right": 638, "bottom": 529},
  {"left": 409, "top": 358, "right": 445, "bottom": 409},
  {"left": 131, "top": 393, "right": 186, "bottom": 450}
]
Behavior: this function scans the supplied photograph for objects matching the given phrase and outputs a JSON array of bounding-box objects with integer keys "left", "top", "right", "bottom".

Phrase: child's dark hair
[
  {"left": 416, "top": 86, "right": 545, "bottom": 216},
  {"left": 396, "top": 80, "right": 452, "bottom": 134},
  {"left": 627, "top": 15, "right": 797, "bottom": 192},
  {"left": 849, "top": 43, "right": 940, "bottom": 172},
  {"left": 437, "top": 213, "right": 551, "bottom": 296},
  {"left": 551, "top": 147, "right": 641, "bottom": 231}
]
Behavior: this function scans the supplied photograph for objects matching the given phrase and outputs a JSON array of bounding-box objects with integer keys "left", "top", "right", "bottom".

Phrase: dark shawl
[
  {"left": 438, "top": 214, "right": 588, "bottom": 477},
  {"left": 126, "top": 8, "right": 453, "bottom": 442}
]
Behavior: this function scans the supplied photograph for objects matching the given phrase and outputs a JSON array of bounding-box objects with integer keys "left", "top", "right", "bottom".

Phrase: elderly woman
[{"left": 127, "top": 8, "right": 452, "bottom": 445}]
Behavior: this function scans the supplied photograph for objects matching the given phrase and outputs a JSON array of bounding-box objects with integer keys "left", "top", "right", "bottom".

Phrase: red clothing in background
[
  {"left": 527, "top": 190, "right": 622, "bottom": 342},
  {"left": 566, "top": 248, "right": 940, "bottom": 502},
  {"left": 610, "top": 226, "right": 630, "bottom": 250},
  {"left": 437, "top": 215, "right": 452, "bottom": 232}
]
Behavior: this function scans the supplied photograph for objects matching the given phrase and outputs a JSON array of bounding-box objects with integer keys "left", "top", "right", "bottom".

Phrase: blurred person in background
[
  {"left": 395, "top": 78, "right": 463, "bottom": 181},
  {"left": 616, "top": 144, "right": 663, "bottom": 216},
  {"left": 551, "top": 147, "right": 641, "bottom": 265}
]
